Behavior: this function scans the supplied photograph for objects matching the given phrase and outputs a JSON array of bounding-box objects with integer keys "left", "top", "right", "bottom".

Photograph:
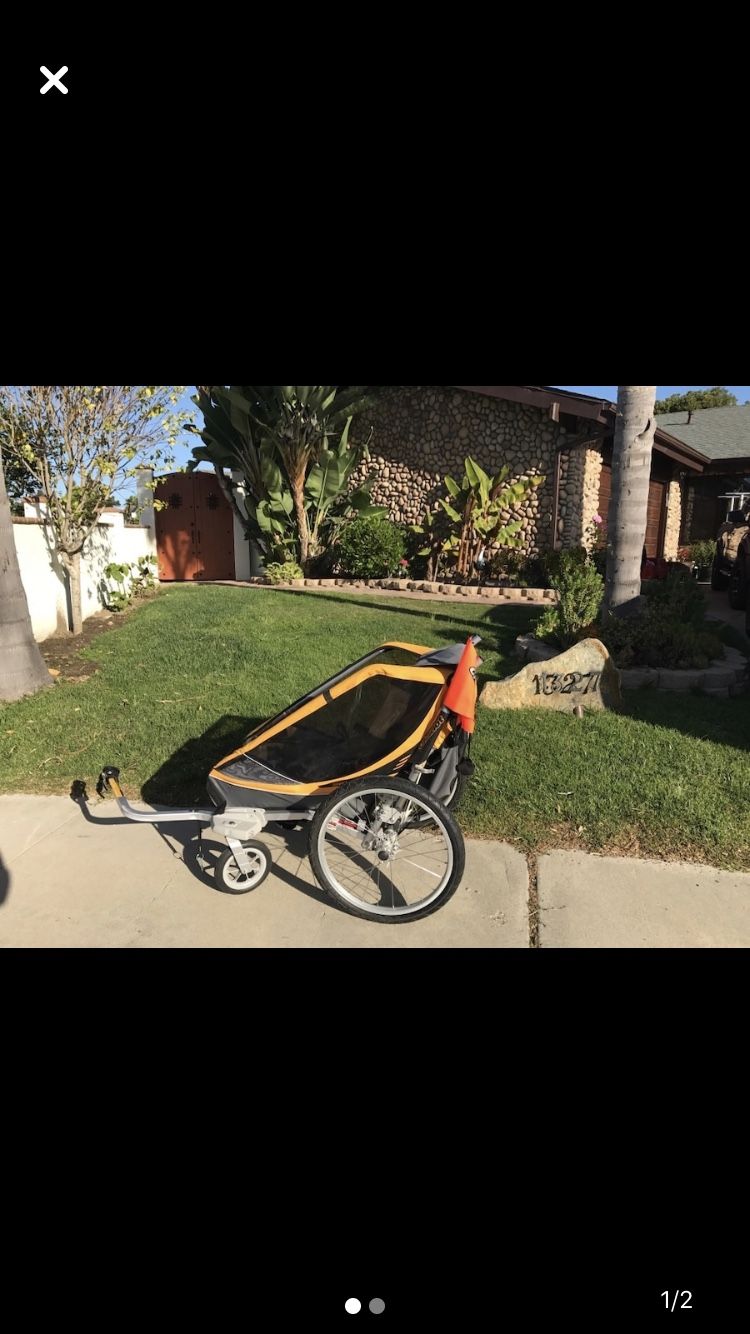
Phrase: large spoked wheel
[
  {"left": 215, "top": 841, "right": 271, "bottom": 895},
  {"left": 309, "top": 776, "right": 465, "bottom": 923}
]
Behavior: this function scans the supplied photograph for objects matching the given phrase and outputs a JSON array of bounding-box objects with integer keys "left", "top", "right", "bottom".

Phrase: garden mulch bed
[{"left": 39, "top": 592, "right": 162, "bottom": 683}]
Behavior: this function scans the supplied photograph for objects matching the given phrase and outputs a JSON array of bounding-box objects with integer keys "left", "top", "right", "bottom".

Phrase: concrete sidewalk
[
  {"left": 538, "top": 852, "right": 750, "bottom": 948},
  {"left": 1, "top": 796, "right": 748, "bottom": 948},
  {"left": 0, "top": 796, "right": 528, "bottom": 948}
]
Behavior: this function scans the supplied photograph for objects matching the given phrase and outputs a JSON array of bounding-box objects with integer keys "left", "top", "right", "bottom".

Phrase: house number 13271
[
  {"left": 532, "top": 671, "right": 602, "bottom": 696},
  {"left": 661, "top": 1291, "right": 692, "bottom": 1310}
]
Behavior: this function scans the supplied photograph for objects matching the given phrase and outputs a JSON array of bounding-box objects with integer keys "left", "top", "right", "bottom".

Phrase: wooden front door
[
  {"left": 598, "top": 463, "right": 667, "bottom": 559},
  {"left": 644, "top": 478, "right": 667, "bottom": 559},
  {"left": 155, "top": 473, "right": 236, "bottom": 582}
]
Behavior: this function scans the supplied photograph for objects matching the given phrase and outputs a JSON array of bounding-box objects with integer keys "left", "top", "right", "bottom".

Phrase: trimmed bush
[
  {"left": 599, "top": 571, "right": 724, "bottom": 670},
  {"left": 533, "top": 550, "right": 605, "bottom": 649},
  {"left": 266, "top": 561, "right": 304, "bottom": 584},
  {"left": 690, "top": 539, "right": 716, "bottom": 569},
  {"left": 337, "top": 517, "right": 406, "bottom": 580},
  {"left": 641, "top": 569, "right": 708, "bottom": 625}
]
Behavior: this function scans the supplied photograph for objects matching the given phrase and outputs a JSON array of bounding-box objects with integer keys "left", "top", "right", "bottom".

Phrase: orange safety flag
[{"left": 443, "top": 637, "right": 482, "bottom": 733}]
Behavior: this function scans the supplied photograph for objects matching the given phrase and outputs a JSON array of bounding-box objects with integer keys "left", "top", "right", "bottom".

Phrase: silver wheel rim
[
  {"left": 223, "top": 848, "right": 267, "bottom": 890},
  {"left": 317, "top": 786, "right": 454, "bottom": 919}
]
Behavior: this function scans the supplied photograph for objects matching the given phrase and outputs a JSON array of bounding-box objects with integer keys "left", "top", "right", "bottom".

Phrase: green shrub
[
  {"left": 591, "top": 548, "right": 608, "bottom": 580},
  {"left": 534, "top": 606, "right": 561, "bottom": 644},
  {"left": 130, "top": 556, "right": 157, "bottom": 596},
  {"left": 601, "top": 615, "right": 723, "bottom": 670},
  {"left": 533, "top": 550, "right": 605, "bottom": 649},
  {"left": 103, "top": 562, "right": 132, "bottom": 612},
  {"left": 402, "top": 524, "right": 430, "bottom": 580},
  {"left": 599, "top": 572, "right": 723, "bottom": 670},
  {"left": 489, "top": 548, "right": 526, "bottom": 583},
  {"left": 690, "top": 539, "right": 716, "bottom": 568},
  {"left": 266, "top": 561, "right": 304, "bottom": 584},
  {"left": 337, "top": 517, "right": 406, "bottom": 580},
  {"left": 641, "top": 569, "right": 707, "bottom": 625},
  {"left": 521, "top": 555, "right": 552, "bottom": 588}
]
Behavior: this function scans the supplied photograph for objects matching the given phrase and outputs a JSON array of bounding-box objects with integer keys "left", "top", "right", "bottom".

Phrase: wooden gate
[{"left": 155, "top": 472, "right": 236, "bottom": 582}]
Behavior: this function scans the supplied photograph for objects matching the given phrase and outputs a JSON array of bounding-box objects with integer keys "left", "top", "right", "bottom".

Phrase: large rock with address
[{"left": 481, "top": 638, "right": 622, "bottom": 713}]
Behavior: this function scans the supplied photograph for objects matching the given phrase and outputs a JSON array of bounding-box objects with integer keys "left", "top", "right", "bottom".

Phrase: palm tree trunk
[
  {"left": 0, "top": 453, "right": 52, "bottom": 701},
  {"left": 604, "top": 386, "right": 657, "bottom": 617}
]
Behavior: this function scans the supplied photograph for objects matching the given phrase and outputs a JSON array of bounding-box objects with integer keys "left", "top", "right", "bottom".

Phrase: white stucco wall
[
  {"left": 231, "top": 475, "right": 252, "bottom": 581},
  {"left": 12, "top": 519, "right": 157, "bottom": 642}
]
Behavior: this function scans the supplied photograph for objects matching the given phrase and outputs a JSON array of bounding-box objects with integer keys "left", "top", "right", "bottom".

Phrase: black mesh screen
[
  {"left": 233, "top": 675, "right": 443, "bottom": 784},
  {"left": 374, "top": 647, "right": 425, "bottom": 668}
]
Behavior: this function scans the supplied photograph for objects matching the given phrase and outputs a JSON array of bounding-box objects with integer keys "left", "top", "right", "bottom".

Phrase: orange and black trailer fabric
[{"left": 207, "top": 640, "right": 479, "bottom": 812}]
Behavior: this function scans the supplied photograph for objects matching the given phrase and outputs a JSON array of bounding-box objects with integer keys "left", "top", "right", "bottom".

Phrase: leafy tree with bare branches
[{"left": 0, "top": 387, "right": 187, "bottom": 633}]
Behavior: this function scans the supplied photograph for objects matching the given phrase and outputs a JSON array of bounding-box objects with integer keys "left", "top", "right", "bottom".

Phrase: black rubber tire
[
  {"left": 215, "top": 841, "right": 271, "bottom": 894},
  {"left": 308, "top": 776, "right": 466, "bottom": 924},
  {"left": 728, "top": 560, "right": 747, "bottom": 610},
  {"left": 711, "top": 555, "right": 729, "bottom": 591}
]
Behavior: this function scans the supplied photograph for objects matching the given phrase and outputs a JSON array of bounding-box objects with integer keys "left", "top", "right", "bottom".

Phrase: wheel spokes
[{"left": 318, "top": 787, "right": 453, "bottom": 916}]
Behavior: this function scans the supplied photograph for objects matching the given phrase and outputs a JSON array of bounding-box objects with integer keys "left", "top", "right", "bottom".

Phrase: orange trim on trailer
[
  {"left": 379, "top": 641, "right": 435, "bottom": 656},
  {"left": 209, "top": 689, "right": 451, "bottom": 796},
  {"left": 328, "top": 664, "right": 448, "bottom": 696}
]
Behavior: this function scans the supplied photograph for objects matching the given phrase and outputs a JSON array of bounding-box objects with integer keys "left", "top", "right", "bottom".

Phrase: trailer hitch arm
[{"left": 96, "top": 766, "right": 214, "bottom": 824}]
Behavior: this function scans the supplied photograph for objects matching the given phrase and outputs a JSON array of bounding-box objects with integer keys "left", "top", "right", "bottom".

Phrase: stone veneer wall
[
  {"left": 557, "top": 447, "right": 603, "bottom": 549},
  {"left": 682, "top": 484, "right": 695, "bottom": 546},
  {"left": 663, "top": 480, "right": 683, "bottom": 559},
  {"left": 351, "top": 386, "right": 571, "bottom": 557}
]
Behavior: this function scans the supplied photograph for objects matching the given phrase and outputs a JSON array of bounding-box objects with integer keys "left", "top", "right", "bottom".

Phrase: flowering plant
[{"left": 584, "top": 513, "right": 606, "bottom": 551}]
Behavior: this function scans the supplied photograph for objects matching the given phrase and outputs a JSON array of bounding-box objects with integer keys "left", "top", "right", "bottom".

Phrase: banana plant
[
  {"left": 427, "top": 457, "right": 545, "bottom": 580},
  {"left": 305, "top": 419, "right": 385, "bottom": 561},
  {"left": 410, "top": 506, "right": 452, "bottom": 581}
]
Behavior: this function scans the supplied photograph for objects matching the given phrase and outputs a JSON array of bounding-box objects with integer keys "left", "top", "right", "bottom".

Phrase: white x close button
[{"left": 40, "top": 66, "right": 68, "bottom": 94}]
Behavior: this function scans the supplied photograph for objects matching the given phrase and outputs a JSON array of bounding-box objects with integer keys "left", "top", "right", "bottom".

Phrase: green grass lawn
[{"left": 3, "top": 584, "right": 750, "bottom": 870}]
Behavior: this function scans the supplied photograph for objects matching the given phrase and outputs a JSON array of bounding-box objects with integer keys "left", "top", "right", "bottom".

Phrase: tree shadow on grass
[
  {"left": 248, "top": 588, "right": 538, "bottom": 677},
  {"left": 619, "top": 688, "right": 750, "bottom": 751},
  {"left": 141, "top": 714, "right": 265, "bottom": 807}
]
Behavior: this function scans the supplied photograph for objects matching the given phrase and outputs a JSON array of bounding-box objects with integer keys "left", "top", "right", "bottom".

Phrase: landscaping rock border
[
  {"left": 239, "top": 576, "right": 560, "bottom": 605},
  {"left": 514, "top": 635, "right": 749, "bottom": 698}
]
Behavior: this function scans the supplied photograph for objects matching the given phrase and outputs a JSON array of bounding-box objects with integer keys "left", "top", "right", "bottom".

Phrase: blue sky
[{"left": 558, "top": 386, "right": 750, "bottom": 404}]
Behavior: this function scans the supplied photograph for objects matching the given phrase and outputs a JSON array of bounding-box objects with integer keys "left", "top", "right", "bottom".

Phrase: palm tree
[
  {"left": 604, "top": 386, "right": 657, "bottom": 617},
  {"left": 0, "top": 448, "right": 52, "bottom": 702}
]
